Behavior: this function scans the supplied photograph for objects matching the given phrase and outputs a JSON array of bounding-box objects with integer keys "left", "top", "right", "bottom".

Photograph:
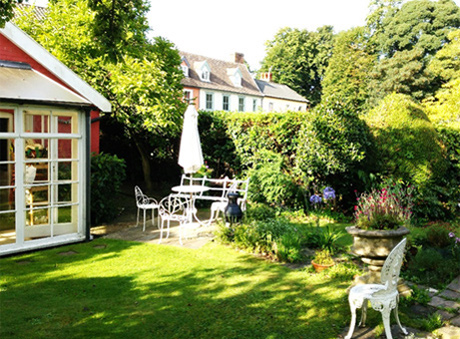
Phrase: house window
[
  {"left": 206, "top": 93, "right": 213, "bottom": 110},
  {"left": 238, "top": 97, "right": 245, "bottom": 112},
  {"left": 223, "top": 95, "right": 230, "bottom": 111},
  {"left": 181, "top": 65, "right": 189, "bottom": 77},
  {"left": 184, "top": 90, "right": 192, "bottom": 104},
  {"left": 201, "top": 69, "right": 210, "bottom": 82},
  {"left": 269, "top": 102, "right": 274, "bottom": 111},
  {"left": 252, "top": 99, "right": 257, "bottom": 112}
]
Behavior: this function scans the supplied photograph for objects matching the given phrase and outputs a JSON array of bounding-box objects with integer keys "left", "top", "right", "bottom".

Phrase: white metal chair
[
  {"left": 134, "top": 186, "right": 159, "bottom": 232},
  {"left": 158, "top": 195, "right": 191, "bottom": 245},
  {"left": 345, "top": 238, "right": 408, "bottom": 339}
]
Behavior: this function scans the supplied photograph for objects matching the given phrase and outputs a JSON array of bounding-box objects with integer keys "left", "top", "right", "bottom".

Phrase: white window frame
[
  {"left": 222, "top": 95, "right": 230, "bottom": 111},
  {"left": 238, "top": 97, "right": 245, "bottom": 112},
  {"left": 205, "top": 93, "right": 213, "bottom": 110},
  {"left": 0, "top": 105, "right": 86, "bottom": 255}
]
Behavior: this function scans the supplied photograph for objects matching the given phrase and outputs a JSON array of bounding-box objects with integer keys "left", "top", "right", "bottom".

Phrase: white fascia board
[{"left": 1, "top": 22, "right": 111, "bottom": 113}]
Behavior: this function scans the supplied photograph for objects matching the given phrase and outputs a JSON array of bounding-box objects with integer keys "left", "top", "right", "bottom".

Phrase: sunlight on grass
[{"left": 0, "top": 239, "right": 354, "bottom": 338}]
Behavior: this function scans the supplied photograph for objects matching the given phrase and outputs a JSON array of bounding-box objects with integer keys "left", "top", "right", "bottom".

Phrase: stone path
[{"left": 428, "top": 276, "right": 460, "bottom": 339}]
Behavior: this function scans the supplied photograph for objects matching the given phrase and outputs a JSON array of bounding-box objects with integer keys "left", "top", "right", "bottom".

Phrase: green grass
[{"left": 0, "top": 239, "right": 356, "bottom": 339}]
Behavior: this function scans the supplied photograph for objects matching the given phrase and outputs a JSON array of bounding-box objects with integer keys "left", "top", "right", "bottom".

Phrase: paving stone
[
  {"left": 429, "top": 296, "right": 460, "bottom": 309},
  {"left": 436, "top": 309, "right": 457, "bottom": 321},
  {"left": 451, "top": 316, "right": 460, "bottom": 327},
  {"left": 448, "top": 277, "right": 460, "bottom": 293},
  {"left": 437, "top": 326, "right": 460, "bottom": 339},
  {"left": 440, "top": 289, "right": 460, "bottom": 302}
]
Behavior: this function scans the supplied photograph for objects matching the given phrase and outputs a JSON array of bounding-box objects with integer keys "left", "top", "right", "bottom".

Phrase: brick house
[{"left": 180, "top": 51, "right": 309, "bottom": 112}]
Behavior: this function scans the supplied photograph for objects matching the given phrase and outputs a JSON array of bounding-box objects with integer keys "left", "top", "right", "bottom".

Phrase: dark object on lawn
[{"left": 225, "top": 192, "right": 243, "bottom": 224}]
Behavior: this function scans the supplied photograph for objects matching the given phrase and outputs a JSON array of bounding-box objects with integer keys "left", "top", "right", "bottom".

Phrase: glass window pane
[
  {"left": 0, "top": 184, "right": 14, "bottom": 212},
  {"left": 25, "top": 206, "right": 49, "bottom": 227},
  {"left": 23, "top": 110, "right": 50, "bottom": 134},
  {"left": 57, "top": 183, "right": 72, "bottom": 203},
  {"left": 0, "top": 211, "right": 15, "bottom": 245},
  {"left": 56, "top": 206, "right": 72, "bottom": 224},
  {"left": 57, "top": 162, "right": 74, "bottom": 180},
  {"left": 0, "top": 110, "right": 15, "bottom": 133},
  {"left": 58, "top": 139, "right": 78, "bottom": 159},
  {"left": 24, "top": 138, "right": 49, "bottom": 160}
]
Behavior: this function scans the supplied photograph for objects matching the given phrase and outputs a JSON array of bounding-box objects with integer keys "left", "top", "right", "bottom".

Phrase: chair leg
[
  {"left": 381, "top": 305, "right": 393, "bottom": 339},
  {"left": 152, "top": 208, "right": 154, "bottom": 225},
  {"left": 358, "top": 299, "right": 368, "bottom": 327},
  {"left": 143, "top": 209, "right": 146, "bottom": 232},
  {"left": 345, "top": 305, "right": 358, "bottom": 339},
  {"left": 136, "top": 208, "right": 140, "bottom": 227},
  {"left": 159, "top": 219, "right": 164, "bottom": 244},
  {"left": 394, "top": 298, "right": 408, "bottom": 335}
]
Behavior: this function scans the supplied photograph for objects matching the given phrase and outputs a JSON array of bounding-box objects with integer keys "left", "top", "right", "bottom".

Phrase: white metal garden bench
[
  {"left": 345, "top": 238, "right": 408, "bottom": 339},
  {"left": 177, "top": 174, "right": 249, "bottom": 222}
]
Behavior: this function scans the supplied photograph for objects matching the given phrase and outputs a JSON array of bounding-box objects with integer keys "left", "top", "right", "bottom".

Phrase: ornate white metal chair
[
  {"left": 158, "top": 195, "right": 191, "bottom": 245},
  {"left": 134, "top": 186, "right": 159, "bottom": 232},
  {"left": 345, "top": 238, "right": 408, "bottom": 339}
]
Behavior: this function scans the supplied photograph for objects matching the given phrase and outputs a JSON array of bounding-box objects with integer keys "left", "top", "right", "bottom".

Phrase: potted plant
[
  {"left": 311, "top": 249, "right": 335, "bottom": 272},
  {"left": 346, "top": 183, "right": 413, "bottom": 283}
]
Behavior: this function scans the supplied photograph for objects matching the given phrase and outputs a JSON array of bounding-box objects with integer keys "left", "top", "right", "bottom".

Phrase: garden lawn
[{"left": 0, "top": 239, "right": 353, "bottom": 339}]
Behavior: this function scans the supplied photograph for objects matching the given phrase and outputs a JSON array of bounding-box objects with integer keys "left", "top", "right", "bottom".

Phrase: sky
[{"left": 32, "top": 0, "right": 460, "bottom": 70}]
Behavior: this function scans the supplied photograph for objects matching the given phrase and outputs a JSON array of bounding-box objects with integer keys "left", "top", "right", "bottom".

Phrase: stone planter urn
[{"left": 346, "top": 225, "right": 410, "bottom": 285}]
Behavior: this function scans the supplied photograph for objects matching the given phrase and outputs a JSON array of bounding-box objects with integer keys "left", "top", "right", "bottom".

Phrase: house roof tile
[
  {"left": 255, "top": 79, "right": 309, "bottom": 103},
  {"left": 180, "top": 51, "right": 262, "bottom": 97}
]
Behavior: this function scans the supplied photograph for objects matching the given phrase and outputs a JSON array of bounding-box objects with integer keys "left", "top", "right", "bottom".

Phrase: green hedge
[{"left": 91, "top": 152, "right": 126, "bottom": 225}]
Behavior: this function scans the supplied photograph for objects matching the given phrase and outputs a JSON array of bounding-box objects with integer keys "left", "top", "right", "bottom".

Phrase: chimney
[
  {"left": 260, "top": 72, "right": 272, "bottom": 82},
  {"left": 232, "top": 52, "right": 245, "bottom": 64}
]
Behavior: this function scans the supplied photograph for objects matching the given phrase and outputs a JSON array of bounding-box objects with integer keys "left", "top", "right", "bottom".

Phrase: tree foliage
[
  {"left": 259, "top": 26, "right": 334, "bottom": 106},
  {"left": 15, "top": 0, "right": 186, "bottom": 192},
  {"left": 366, "top": 0, "right": 460, "bottom": 103},
  {"left": 428, "top": 29, "right": 460, "bottom": 83},
  {"left": 321, "top": 27, "right": 376, "bottom": 111}
]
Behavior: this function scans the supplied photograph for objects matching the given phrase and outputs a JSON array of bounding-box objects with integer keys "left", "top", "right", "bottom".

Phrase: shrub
[
  {"left": 364, "top": 94, "right": 447, "bottom": 186},
  {"left": 216, "top": 218, "right": 304, "bottom": 263},
  {"left": 295, "top": 101, "right": 373, "bottom": 211},
  {"left": 274, "top": 232, "right": 302, "bottom": 263},
  {"left": 90, "top": 152, "right": 126, "bottom": 225}
]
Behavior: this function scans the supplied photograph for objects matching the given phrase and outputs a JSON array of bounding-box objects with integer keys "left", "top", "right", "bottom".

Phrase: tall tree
[
  {"left": 428, "top": 29, "right": 460, "bottom": 83},
  {"left": 0, "top": 0, "right": 25, "bottom": 27},
  {"left": 259, "top": 26, "right": 334, "bottom": 106},
  {"left": 321, "top": 27, "right": 376, "bottom": 111},
  {"left": 15, "top": 0, "right": 186, "bottom": 192},
  {"left": 367, "top": 0, "right": 460, "bottom": 103}
]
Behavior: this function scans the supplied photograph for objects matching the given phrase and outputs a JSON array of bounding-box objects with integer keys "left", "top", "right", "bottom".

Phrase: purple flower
[
  {"left": 323, "top": 187, "right": 336, "bottom": 201},
  {"left": 310, "top": 194, "right": 322, "bottom": 205},
  {"left": 449, "top": 232, "right": 455, "bottom": 238}
]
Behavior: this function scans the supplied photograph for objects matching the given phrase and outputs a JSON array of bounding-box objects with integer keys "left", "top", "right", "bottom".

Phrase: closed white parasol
[{"left": 178, "top": 105, "right": 204, "bottom": 174}]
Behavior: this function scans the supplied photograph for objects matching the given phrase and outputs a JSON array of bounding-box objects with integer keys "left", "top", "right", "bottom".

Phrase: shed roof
[
  {"left": 0, "top": 22, "right": 111, "bottom": 112},
  {"left": 255, "top": 79, "right": 309, "bottom": 103},
  {"left": 0, "top": 61, "right": 92, "bottom": 107}
]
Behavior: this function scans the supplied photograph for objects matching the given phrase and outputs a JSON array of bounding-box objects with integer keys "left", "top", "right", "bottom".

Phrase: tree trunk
[{"left": 132, "top": 135, "right": 153, "bottom": 193}]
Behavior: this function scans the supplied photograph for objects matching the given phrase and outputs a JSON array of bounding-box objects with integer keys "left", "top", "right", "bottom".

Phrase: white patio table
[{"left": 171, "top": 185, "right": 210, "bottom": 224}]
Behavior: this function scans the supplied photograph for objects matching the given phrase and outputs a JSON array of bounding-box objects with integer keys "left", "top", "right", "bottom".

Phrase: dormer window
[
  {"left": 227, "top": 68, "right": 242, "bottom": 87},
  {"left": 180, "top": 56, "right": 190, "bottom": 77},
  {"left": 195, "top": 61, "right": 211, "bottom": 82},
  {"left": 181, "top": 65, "right": 189, "bottom": 77},
  {"left": 201, "top": 69, "right": 210, "bottom": 82}
]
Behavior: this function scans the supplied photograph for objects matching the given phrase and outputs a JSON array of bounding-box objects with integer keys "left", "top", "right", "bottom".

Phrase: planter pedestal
[{"left": 346, "top": 226, "right": 411, "bottom": 294}]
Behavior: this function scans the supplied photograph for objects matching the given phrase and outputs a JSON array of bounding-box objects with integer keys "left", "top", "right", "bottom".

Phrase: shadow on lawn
[{"left": 1, "top": 239, "right": 353, "bottom": 339}]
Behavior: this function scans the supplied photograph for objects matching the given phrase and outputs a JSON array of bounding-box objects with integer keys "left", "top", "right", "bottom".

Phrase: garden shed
[{"left": 0, "top": 22, "right": 111, "bottom": 256}]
